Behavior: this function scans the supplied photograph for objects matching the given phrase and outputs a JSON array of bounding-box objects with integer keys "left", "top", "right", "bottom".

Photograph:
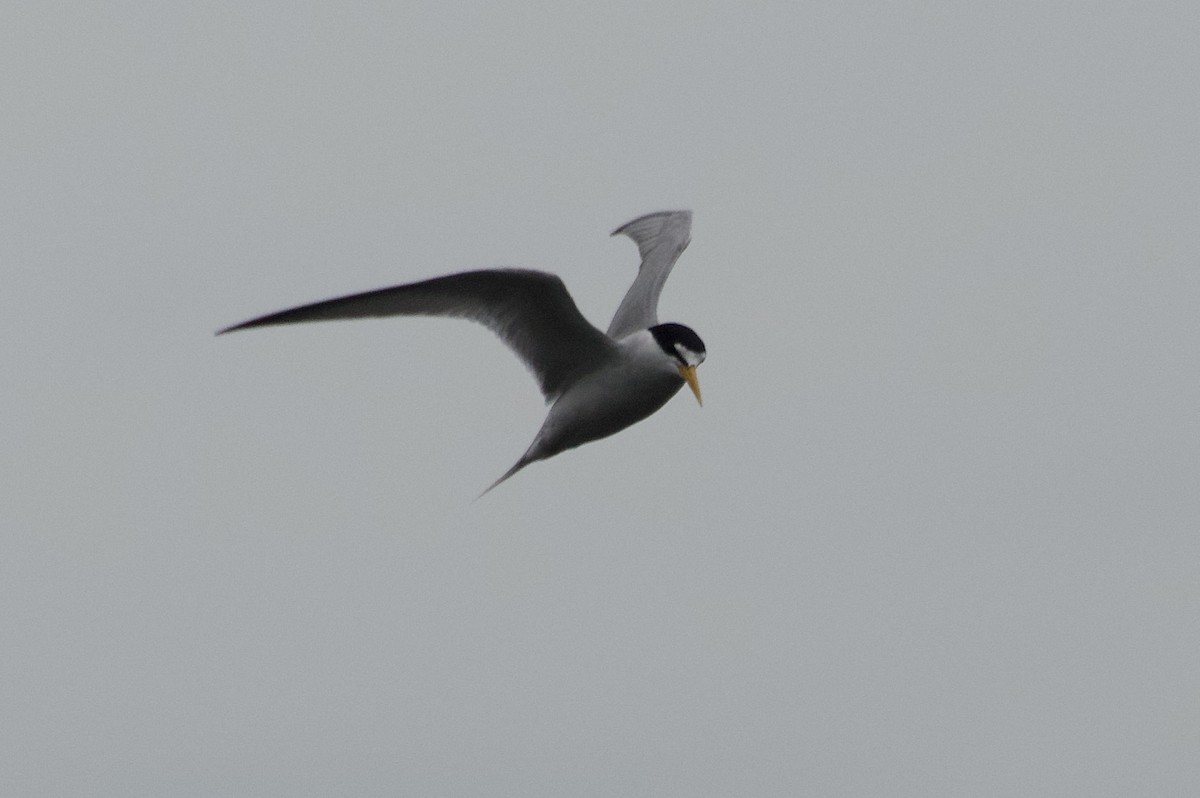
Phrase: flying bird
[{"left": 218, "top": 210, "right": 706, "bottom": 493}]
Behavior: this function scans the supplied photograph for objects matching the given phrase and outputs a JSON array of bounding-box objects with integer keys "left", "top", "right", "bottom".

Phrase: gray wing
[
  {"left": 218, "top": 268, "right": 617, "bottom": 401},
  {"left": 605, "top": 210, "right": 693, "bottom": 339}
]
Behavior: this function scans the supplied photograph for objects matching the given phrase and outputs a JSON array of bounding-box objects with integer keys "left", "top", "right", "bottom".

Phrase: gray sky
[{"left": 4, "top": 2, "right": 1199, "bottom": 795}]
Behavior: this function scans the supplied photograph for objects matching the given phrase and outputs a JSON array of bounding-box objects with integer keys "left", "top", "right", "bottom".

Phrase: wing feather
[
  {"left": 606, "top": 210, "right": 692, "bottom": 339},
  {"left": 218, "top": 269, "right": 616, "bottom": 400}
]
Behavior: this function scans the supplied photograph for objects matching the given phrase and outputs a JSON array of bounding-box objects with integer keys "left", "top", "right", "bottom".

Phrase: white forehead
[{"left": 674, "top": 342, "right": 705, "bottom": 367}]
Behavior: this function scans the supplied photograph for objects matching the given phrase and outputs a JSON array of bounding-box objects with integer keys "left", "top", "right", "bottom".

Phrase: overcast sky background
[{"left": 4, "top": 2, "right": 1199, "bottom": 795}]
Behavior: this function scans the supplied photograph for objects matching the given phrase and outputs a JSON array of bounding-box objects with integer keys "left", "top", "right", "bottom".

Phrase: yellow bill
[{"left": 678, "top": 364, "right": 703, "bottom": 406}]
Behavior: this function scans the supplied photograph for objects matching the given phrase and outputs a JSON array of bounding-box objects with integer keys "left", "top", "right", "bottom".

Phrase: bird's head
[{"left": 650, "top": 322, "right": 706, "bottom": 406}]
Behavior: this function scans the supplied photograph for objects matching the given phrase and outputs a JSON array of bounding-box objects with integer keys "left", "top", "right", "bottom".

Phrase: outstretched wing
[
  {"left": 606, "top": 210, "right": 693, "bottom": 339},
  {"left": 218, "top": 269, "right": 617, "bottom": 400}
]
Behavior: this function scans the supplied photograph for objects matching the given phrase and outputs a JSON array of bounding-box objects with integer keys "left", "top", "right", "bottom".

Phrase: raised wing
[
  {"left": 605, "top": 210, "right": 693, "bottom": 339},
  {"left": 218, "top": 269, "right": 616, "bottom": 400}
]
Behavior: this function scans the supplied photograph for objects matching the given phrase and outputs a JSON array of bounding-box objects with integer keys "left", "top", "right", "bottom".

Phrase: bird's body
[
  {"left": 219, "top": 210, "right": 705, "bottom": 493},
  {"left": 489, "top": 327, "right": 691, "bottom": 491}
]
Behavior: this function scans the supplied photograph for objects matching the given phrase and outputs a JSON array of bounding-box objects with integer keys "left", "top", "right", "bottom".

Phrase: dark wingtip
[
  {"left": 216, "top": 314, "right": 281, "bottom": 336},
  {"left": 476, "top": 456, "right": 533, "bottom": 499}
]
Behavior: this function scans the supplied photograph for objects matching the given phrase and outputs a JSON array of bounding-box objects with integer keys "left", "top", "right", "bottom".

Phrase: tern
[{"left": 218, "top": 210, "right": 705, "bottom": 493}]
